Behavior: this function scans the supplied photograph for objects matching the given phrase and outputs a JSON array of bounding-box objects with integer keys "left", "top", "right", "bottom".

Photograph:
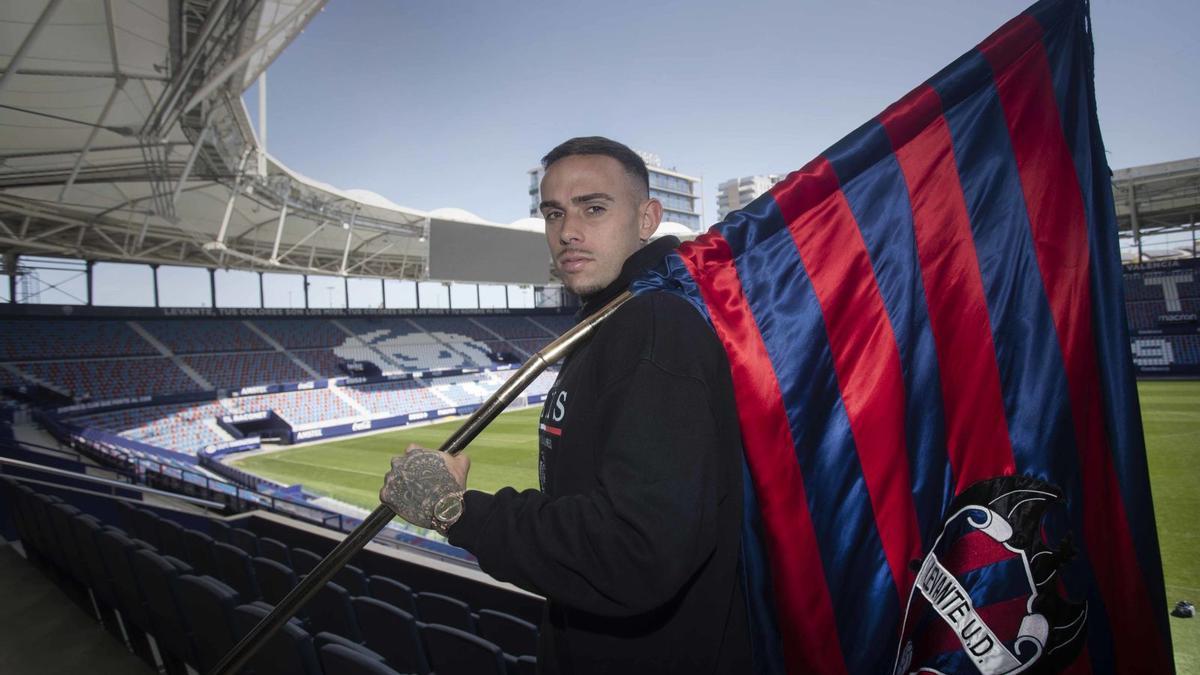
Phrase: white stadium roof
[{"left": 0, "top": 0, "right": 604, "bottom": 283}]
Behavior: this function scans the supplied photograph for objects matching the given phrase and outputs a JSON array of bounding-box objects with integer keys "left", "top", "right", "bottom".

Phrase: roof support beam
[
  {"left": 270, "top": 202, "right": 288, "bottom": 262},
  {"left": 213, "top": 149, "right": 252, "bottom": 245},
  {"left": 277, "top": 222, "right": 326, "bottom": 261},
  {"left": 102, "top": 0, "right": 120, "bottom": 73},
  {"left": 0, "top": 0, "right": 66, "bottom": 99},
  {"left": 345, "top": 243, "right": 395, "bottom": 275},
  {"left": 339, "top": 209, "right": 358, "bottom": 274},
  {"left": 60, "top": 77, "right": 126, "bottom": 204},
  {"left": 178, "top": 0, "right": 325, "bottom": 120},
  {"left": 172, "top": 123, "right": 211, "bottom": 205}
]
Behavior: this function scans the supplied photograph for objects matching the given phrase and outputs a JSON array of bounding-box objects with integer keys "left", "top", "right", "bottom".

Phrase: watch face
[{"left": 434, "top": 493, "right": 464, "bottom": 524}]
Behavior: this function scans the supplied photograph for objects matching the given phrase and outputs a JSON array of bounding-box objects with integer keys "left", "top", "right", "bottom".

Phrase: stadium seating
[
  {"left": 1, "top": 477, "right": 543, "bottom": 675},
  {"left": 342, "top": 379, "right": 445, "bottom": 416},
  {"left": 0, "top": 318, "right": 156, "bottom": 360},
  {"left": 294, "top": 348, "right": 348, "bottom": 377},
  {"left": 252, "top": 319, "right": 348, "bottom": 349},
  {"left": 19, "top": 357, "right": 201, "bottom": 400},
  {"left": 184, "top": 351, "right": 312, "bottom": 389},
  {"left": 140, "top": 319, "right": 270, "bottom": 354},
  {"left": 69, "top": 401, "right": 229, "bottom": 454},
  {"left": 476, "top": 316, "right": 554, "bottom": 339},
  {"left": 225, "top": 388, "right": 360, "bottom": 426}
]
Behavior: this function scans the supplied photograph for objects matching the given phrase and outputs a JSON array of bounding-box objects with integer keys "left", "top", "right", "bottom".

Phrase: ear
[{"left": 639, "top": 197, "right": 663, "bottom": 242}]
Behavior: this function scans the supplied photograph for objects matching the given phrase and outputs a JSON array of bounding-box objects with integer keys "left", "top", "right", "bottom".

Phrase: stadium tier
[
  {"left": 0, "top": 318, "right": 157, "bottom": 360},
  {"left": 293, "top": 348, "right": 348, "bottom": 377},
  {"left": 475, "top": 316, "right": 556, "bottom": 339},
  {"left": 344, "top": 379, "right": 447, "bottom": 416},
  {"left": 225, "top": 388, "right": 361, "bottom": 427},
  {"left": 140, "top": 319, "right": 271, "bottom": 353},
  {"left": 18, "top": 357, "right": 204, "bottom": 400},
  {"left": 253, "top": 318, "right": 350, "bottom": 348},
  {"left": 71, "top": 401, "right": 230, "bottom": 454},
  {"left": 183, "top": 352, "right": 313, "bottom": 390}
]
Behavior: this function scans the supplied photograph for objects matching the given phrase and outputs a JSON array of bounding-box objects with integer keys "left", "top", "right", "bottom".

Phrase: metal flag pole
[{"left": 211, "top": 291, "right": 633, "bottom": 675}]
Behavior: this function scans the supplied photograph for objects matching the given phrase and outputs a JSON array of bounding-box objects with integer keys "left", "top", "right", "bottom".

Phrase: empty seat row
[{"left": 0, "top": 480, "right": 539, "bottom": 675}]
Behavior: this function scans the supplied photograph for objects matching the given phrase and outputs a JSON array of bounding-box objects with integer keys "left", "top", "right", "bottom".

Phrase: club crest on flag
[{"left": 894, "top": 476, "right": 1087, "bottom": 674}]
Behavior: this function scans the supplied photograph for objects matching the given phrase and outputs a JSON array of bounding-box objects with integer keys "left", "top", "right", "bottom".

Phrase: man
[{"left": 380, "top": 137, "right": 750, "bottom": 673}]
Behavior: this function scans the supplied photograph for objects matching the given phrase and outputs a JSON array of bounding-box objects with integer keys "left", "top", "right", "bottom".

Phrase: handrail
[{"left": 0, "top": 456, "right": 226, "bottom": 509}]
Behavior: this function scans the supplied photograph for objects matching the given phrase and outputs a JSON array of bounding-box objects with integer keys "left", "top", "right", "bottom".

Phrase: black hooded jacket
[{"left": 448, "top": 237, "right": 751, "bottom": 673}]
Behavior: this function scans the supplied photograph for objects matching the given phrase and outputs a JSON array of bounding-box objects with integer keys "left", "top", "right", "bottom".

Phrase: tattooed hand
[{"left": 379, "top": 444, "right": 470, "bottom": 531}]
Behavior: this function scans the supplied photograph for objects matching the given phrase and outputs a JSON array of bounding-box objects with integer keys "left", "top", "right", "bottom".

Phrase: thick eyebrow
[
  {"left": 539, "top": 193, "right": 615, "bottom": 212},
  {"left": 571, "top": 192, "right": 614, "bottom": 204}
]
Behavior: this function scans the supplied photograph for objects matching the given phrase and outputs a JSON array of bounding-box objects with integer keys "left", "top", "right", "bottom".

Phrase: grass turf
[
  {"left": 231, "top": 382, "right": 1199, "bottom": 669},
  {"left": 1138, "top": 380, "right": 1199, "bottom": 673}
]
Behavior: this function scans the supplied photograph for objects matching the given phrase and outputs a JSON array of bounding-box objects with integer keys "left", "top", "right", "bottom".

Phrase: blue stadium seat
[
  {"left": 230, "top": 526, "right": 260, "bottom": 556},
  {"left": 352, "top": 596, "right": 431, "bottom": 675},
  {"left": 258, "top": 537, "right": 292, "bottom": 567},
  {"left": 415, "top": 591, "right": 476, "bottom": 633},
  {"left": 156, "top": 518, "right": 188, "bottom": 560},
  {"left": 181, "top": 528, "right": 219, "bottom": 577},
  {"left": 305, "top": 580, "right": 362, "bottom": 642},
  {"left": 173, "top": 575, "right": 241, "bottom": 673},
  {"left": 367, "top": 574, "right": 416, "bottom": 615},
  {"left": 213, "top": 541, "right": 261, "bottom": 601},
  {"left": 419, "top": 623, "right": 507, "bottom": 675},
  {"left": 476, "top": 608, "right": 539, "bottom": 658},
  {"left": 319, "top": 643, "right": 405, "bottom": 675},
  {"left": 130, "top": 549, "right": 194, "bottom": 672},
  {"left": 233, "top": 602, "right": 323, "bottom": 675},
  {"left": 291, "top": 547, "right": 322, "bottom": 576},
  {"left": 252, "top": 556, "right": 298, "bottom": 607},
  {"left": 334, "top": 563, "right": 369, "bottom": 597}
]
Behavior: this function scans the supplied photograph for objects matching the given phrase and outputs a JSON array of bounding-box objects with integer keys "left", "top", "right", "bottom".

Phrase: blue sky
[{"left": 245, "top": 0, "right": 1199, "bottom": 225}]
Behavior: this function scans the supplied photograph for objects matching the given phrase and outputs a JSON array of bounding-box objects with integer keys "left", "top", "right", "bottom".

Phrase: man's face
[{"left": 540, "top": 154, "right": 660, "bottom": 297}]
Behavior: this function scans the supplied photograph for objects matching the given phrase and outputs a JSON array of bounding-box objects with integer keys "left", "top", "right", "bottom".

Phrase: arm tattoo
[{"left": 379, "top": 449, "right": 461, "bottom": 530}]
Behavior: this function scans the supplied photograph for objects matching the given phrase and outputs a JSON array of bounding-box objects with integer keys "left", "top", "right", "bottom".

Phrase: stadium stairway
[
  {"left": 126, "top": 321, "right": 214, "bottom": 390},
  {"left": 0, "top": 540, "right": 153, "bottom": 673}
]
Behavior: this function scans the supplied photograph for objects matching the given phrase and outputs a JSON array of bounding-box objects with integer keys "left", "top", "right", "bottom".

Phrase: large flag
[{"left": 633, "top": 0, "right": 1173, "bottom": 672}]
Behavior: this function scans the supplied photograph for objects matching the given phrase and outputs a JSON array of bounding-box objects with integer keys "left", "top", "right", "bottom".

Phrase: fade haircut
[{"left": 541, "top": 136, "right": 650, "bottom": 199}]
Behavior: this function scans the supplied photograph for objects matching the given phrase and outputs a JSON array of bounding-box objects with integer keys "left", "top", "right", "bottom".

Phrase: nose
[{"left": 558, "top": 211, "right": 584, "bottom": 245}]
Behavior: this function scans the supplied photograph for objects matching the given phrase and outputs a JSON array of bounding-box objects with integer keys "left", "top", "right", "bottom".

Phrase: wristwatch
[{"left": 432, "top": 491, "right": 464, "bottom": 535}]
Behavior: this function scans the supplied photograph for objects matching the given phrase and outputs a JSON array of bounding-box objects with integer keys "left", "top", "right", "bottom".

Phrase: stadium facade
[{"left": 715, "top": 174, "right": 784, "bottom": 220}]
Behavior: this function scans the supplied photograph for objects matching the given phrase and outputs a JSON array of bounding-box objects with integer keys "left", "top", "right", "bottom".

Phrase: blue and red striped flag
[{"left": 633, "top": 0, "right": 1173, "bottom": 672}]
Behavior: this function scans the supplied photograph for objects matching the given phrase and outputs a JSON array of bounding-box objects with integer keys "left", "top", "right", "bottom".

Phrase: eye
[
  {"left": 585, "top": 205, "right": 606, "bottom": 216},
  {"left": 543, "top": 210, "right": 563, "bottom": 221}
]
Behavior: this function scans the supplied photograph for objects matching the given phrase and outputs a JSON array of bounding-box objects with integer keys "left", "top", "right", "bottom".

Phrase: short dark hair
[{"left": 541, "top": 136, "right": 649, "bottom": 197}]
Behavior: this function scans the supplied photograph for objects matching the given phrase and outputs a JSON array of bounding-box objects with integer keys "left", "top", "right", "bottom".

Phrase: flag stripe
[
  {"left": 743, "top": 192, "right": 901, "bottom": 669},
  {"left": 828, "top": 124, "right": 954, "bottom": 554},
  {"left": 880, "top": 85, "right": 1018, "bottom": 494},
  {"left": 675, "top": 231, "right": 847, "bottom": 675},
  {"left": 776, "top": 159, "right": 923, "bottom": 607},
  {"left": 981, "top": 15, "right": 1170, "bottom": 672}
]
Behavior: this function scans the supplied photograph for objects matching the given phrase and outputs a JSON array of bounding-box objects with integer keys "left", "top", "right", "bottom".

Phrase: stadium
[{"left": 0, "top": 1, "right": 1197, "bottom": 674}]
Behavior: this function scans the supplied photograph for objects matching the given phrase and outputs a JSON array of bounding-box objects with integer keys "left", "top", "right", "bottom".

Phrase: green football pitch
[{"left": 231, "top": 381, "right": 1199, "bottom": 669}]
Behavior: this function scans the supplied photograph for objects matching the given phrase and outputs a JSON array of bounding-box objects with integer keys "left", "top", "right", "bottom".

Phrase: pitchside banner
[
  {"left": 1124, "top": 258, "right": 1199, "bottom": 376},
  {"left": 634, "top": 0, "right": 1174, "bottom": 672}
]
